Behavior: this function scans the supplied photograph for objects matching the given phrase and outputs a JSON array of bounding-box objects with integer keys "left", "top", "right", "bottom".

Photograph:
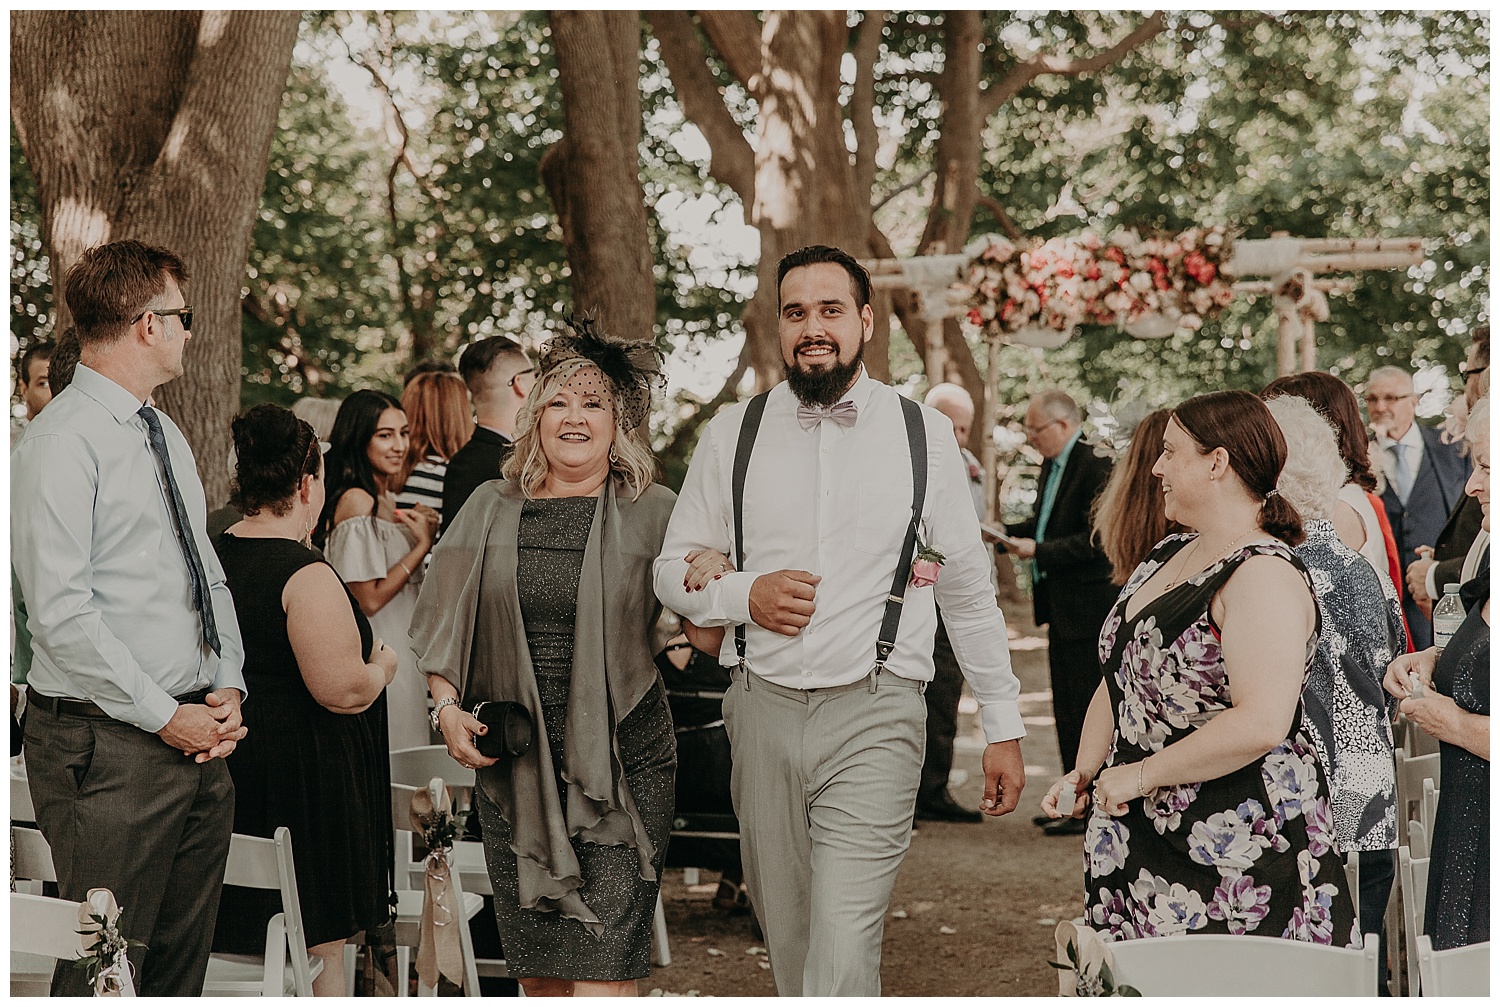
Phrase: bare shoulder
[
  {"left": 283, "top": 559, "right": 348, "bottom": 605},
  {"left": 333, "top": 487, "right": 375, "bottom": 524},
  {"left": 1220, "top": 550, "right": 1313, "bottom": 613}
]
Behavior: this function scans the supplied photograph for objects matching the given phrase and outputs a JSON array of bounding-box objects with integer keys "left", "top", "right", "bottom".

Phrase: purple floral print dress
[{"left": 1083, "top": 535, "right": 1358, "bottom": 948}]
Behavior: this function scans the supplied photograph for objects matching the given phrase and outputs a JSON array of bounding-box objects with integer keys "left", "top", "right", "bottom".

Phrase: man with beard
[{"left": 655, "top": 245, "right": 1025, "bottom": 996}]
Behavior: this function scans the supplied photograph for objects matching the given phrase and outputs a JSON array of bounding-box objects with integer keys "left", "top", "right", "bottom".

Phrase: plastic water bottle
[{"left": 1433, "top": 582, "right": 1465, "bottom": 653}]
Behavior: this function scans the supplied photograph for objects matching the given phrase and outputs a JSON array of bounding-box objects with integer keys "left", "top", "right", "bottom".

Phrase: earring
[{"left": 608, "top": 445, "right": 619, "bottom": 464}]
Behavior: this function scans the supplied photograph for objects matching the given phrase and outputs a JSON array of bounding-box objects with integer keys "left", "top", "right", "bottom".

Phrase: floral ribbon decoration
[
  {"left": 910, "top": 539, "right": 946, "bottom": 589},
  {"left": 75, "top": 888, "right": 140, "bottom": 996},
  {"left": 410, "top": 779, "right": 467, "bottom": 992},
  {"left": 1050, "top": 920, "right": 1140, "bottom": 997}
]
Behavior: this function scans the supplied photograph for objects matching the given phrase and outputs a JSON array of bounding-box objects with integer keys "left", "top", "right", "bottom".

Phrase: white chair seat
[
  {"left": 205, "top": 952, "right": 325, "bottom": 997},
  {"left": 393, "top": 888, "right": 486, "bottom": 940}
]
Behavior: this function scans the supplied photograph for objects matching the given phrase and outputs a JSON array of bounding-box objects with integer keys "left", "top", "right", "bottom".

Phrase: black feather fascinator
[{"left": 537, "top": 313, "right": 665, "bottom": 431}]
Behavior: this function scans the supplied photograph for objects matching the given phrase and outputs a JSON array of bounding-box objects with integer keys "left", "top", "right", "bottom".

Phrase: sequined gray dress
[
  {"left": 1294, "top": 520, "right": 1406, "bottom": 852},
  {"left": 1424, "top": 587, "right": 1489, "bottom": 951},
  {"left": 476, "top": 496, "right": 676, "bottom": 980}
]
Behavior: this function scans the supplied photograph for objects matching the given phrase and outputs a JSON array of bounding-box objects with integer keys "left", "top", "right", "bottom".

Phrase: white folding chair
[
  {"left": 390, "top": 780, "right": 484, "bottom": 996},
  {"left": 1106, "top": 933, "right": 1381, "bottom": 996},
  {"left": 10, "top": 770, "right": 36, "bottom": 823},
  {"left": 12, "top": 825, "right": 66, "bottom": 992},
  {"left": 1343, "top": 852, "right": 1361, "bottom": 923},
  {"left": 1398, "top": 845, "right": 1430, "bottom": 996},
  {"left": 1394, "top": 749, "right": 1441, "bottom": 825},
  {"left": 1420, "top": 778, "right": 1440, "bottom": 840},
  {"left": 1401, "top": 716, "right": 1440, "bottom": 758},
  {"left": 389, "top": 748, "right": 507, "bottom": 984},
  {"left": 204, "top": 827, "right": 322, "bottom": 996},
  {"left": 1416, "top": 936, "right": 1489, "bottom": 996},
  {"left": 10, "top": 891, "right": 126, "bottom": 996},
  {"left": 1408, "top": 818, "right": 1430, "bottom": 860}
]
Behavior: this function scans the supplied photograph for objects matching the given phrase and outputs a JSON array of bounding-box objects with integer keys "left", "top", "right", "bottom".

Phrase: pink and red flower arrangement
[{"left": 964, "top": 226, "right": 1236, "bottom": 340}]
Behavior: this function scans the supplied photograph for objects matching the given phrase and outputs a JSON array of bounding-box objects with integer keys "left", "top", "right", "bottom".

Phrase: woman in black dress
[
  {"left": 212, "top": 404, "right": 400, "bottom": 996},
  {"left": 413, "top": 318, "right": 676, "bottom": 996},
  {"left": 1042, "top": 391, "right": 1356, "bottom": 949},
  {"left": 1385, "top": 395, "right": 1490, "bottom": 951}
]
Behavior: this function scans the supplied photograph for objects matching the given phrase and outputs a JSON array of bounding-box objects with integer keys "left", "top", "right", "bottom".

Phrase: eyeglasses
[
  {"left": 509, "top": 367, "right": 535, "bottom": 391},
  {"left": 1364, "top": 393, "right": 1412, "bottom": 406},
  {"left": 132, "top": 306, "right": 194, "bottom": 331},
  {"left": 1024, "top": 417, "right": 1064, "bottom": 437},
  {"left": 1460, "top": 363, "right": 1489, "bottom": 380}
]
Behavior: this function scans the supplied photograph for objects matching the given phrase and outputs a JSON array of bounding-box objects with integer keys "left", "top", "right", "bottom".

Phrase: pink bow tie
[{"left": 796, "top": 400, "right": 858, "bottom": 431}]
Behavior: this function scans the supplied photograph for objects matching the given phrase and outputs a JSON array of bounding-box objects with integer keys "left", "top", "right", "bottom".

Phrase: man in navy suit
[{"left": 1366, "top": 365, "right": 1471, "bottom": 649}]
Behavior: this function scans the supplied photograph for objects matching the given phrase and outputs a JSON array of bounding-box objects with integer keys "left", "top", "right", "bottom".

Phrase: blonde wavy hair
[{"left": 502, "top": 357, "right": 656, "bottom": 499}]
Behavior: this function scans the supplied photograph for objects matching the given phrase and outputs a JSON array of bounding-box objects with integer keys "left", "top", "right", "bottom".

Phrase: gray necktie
[
  {"left": 1389, "top": 441, "right": 1414, "bottom": 505},
  {"left": 138, "top": 405, "right": 222, "bottom": 656}
]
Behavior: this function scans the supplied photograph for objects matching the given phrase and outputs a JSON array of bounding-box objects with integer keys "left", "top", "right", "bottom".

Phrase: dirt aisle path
[{"left": 649, "top": 606, "right": 1085, "bottom": 997}]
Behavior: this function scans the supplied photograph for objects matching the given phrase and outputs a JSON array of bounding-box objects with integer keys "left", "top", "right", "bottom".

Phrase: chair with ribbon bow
[
  {"left": 11, "top": 888, "right": 137, "bottom": 997},
  {"left": 10, "top": 829, "right": 135, "bottom": 996},
  {"left": 390, "top": 778, "right": 484, "bottom": 996}
]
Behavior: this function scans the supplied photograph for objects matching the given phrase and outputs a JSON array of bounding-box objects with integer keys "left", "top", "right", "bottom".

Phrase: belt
[{"left": 27, "top": 687, "right": 214, "bottom": 720}]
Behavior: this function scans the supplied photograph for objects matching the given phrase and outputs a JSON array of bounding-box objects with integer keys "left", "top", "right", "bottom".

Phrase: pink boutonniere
[{"left": 910, "top": 540, "right": 946, "bottom": 589}]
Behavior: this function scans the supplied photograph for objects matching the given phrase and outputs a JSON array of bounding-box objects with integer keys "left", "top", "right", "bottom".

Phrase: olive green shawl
[{"left": 410, "top": 478, "right": 676, "bottom": 933}]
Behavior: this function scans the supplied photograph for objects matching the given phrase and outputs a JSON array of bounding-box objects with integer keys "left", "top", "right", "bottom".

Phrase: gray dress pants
[
  {"left": 723, "top": 666, "right": 925, "bottom": 996},
  {"left": 24, "top": 699, "right": 235, "bottom": 996}
]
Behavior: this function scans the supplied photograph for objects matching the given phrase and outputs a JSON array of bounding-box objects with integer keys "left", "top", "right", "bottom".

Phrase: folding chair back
[
  {"left": 10, "top": 775, "right": 36, "bottom": 823},
  {"left": 205, "top": 826, "right": 316, "bottom": 996},
  {"left": 1394, "top": 749, "right": 1440, "bottom": 824},
  {"left": 1420, "top": 778, "right": 1439, "bottom": 840},
  {"left": 12, "top": 825, "right": 57, "bottom": 882},
  {"left": 1398, "top": 845, "right": 1430, "bottom": 996},
  {"left": 390, "top": 779, "right": 485, "bottom": 996},
  {"left": 1107, "top": 933, "right": 1380, "bottom": 996},
  {"left": 1416, "top": 936, "right": 1489, "bottom": 996}
]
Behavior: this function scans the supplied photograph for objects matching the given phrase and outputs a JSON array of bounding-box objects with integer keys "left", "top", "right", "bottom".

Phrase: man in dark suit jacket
[
  {"left": 1001, "top": 390, "right": 1115, "bottom": 835},
  {"left": 442, "top": 336, "right": 534, "bottom": 532},
  {"left": 1366, "top": 366, "right": 1471, "bottom": 649}
]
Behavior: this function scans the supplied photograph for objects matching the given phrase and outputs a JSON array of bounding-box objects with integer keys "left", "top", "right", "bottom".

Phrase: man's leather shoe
[
  {"left": 914, "top": 795, "right": 983, "bottom": 823},
  {"left": 1032, "top": 814, "right": 1054, "bottom": 827},
  {"left": 1042, "top": 816, "right": 1088, "bottom": 836}
]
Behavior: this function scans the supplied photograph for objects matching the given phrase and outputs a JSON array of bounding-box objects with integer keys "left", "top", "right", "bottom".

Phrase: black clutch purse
[{"left": 470, "top": 701, "right": 533, "bottom": 759}]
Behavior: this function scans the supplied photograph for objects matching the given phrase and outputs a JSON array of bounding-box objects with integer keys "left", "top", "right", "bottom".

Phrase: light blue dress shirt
[
  {"left": 1033, "top": 429, "right": 1082, "bottom": 581},
  {"left": 11, "top": 365, "right": 245, "bottom": 733}
]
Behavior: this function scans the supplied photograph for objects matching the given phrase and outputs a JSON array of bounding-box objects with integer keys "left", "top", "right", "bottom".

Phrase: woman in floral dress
[{"left": 1042, "top": 391, "right": 1357, "bottom": 947}]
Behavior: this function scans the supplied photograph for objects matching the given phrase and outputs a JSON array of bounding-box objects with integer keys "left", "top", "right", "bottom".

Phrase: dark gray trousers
[
  {"left": 24, "top": 700, "right": 235, "bottom": 996},
  {"left": 917, "top": 616, "right": 964, "bottom": 805}
]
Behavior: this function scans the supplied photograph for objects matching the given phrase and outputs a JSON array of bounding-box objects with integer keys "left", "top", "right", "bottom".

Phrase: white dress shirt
[
  {"left": 11, "top": 365, "right": 246, "bottom": 733},
  {"left": 1337, "top": 482, "right": 1395, "bottom": 594},
  {"left": 654, "top": 371, "right": 1024, "bottom": 743}
]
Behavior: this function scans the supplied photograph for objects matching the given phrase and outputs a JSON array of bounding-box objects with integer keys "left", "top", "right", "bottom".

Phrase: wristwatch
[{"left": 430, "top": 696, "right": 460, "bottom": 731}]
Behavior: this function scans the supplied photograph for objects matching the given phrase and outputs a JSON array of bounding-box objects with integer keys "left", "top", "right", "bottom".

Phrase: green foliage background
[{"left": 11, "top": 11, "right": 1489, "bottom": 472}]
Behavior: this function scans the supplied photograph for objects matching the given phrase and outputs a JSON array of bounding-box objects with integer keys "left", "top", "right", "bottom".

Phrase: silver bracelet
[{"left": 430, "top": 696, "right": 459, "bottom": 731}]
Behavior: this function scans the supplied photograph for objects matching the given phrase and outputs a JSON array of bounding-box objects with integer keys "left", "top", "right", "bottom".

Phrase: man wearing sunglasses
[
  {"left": 443, "top": 334, "right": 535, "bottom": 532},
  {"left": 12, "top": 239, "right": 246, "bottom": 995},
  {"left": 1366, "top": 364, "right": 1471, "bottom": 649}
]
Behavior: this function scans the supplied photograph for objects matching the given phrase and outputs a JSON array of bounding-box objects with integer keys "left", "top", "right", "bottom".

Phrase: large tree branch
[
  {"left": 976, "top": 193, "right": 1024, "bottom": 241},
  {"left": 697, "top": 10, "right": 763, "bottom": 95},
  {"left": 648, "top": 11, "right": 757, "bottom": 204},
  {"left": 979, "top": 12, "right": 1168, "bottom": 119},
  {"left": 851, "top": 9, "right": 887, "bottom": 222}
]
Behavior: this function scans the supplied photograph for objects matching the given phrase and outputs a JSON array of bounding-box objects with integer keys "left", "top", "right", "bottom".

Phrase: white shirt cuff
[{"left": 980, "top": 700, "right": 1026, "bottom": 744}]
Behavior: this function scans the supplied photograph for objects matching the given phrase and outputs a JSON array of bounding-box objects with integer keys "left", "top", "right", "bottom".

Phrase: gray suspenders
[{"left": 730, "top": 390, "right": 928, "bottom": 675}]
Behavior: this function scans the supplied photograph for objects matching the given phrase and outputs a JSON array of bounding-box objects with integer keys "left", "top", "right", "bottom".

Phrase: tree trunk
[
  {"left": 11, "top": 11, "right": 300, "bottom": 505},
  {"left": 745, "top": 11, "right": 868, "bottom": 391},
  {"left": 541, "top": 11, "right": 656, "bottom": 347}
]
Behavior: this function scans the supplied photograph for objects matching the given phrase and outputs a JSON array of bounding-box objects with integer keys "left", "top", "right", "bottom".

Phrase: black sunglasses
[
  {"left": 132, "top": 305, "right": 194, "bottom": 331},
  {"left": 1460, "top": 362, "right": 1488, "bottom": 379}
]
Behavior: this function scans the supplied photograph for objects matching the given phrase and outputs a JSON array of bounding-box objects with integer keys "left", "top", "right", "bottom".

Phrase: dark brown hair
[
  {"left": 776, "top": 244, "right": 872, "bottom": 310},
  {"left": 62, "top": 240, "right": 189, "bottom": 348},
  {"left": 1173, "top": 390, "right": 1304, "bottom": 546},
  {"left": 1092, "top": 409, "right": 1184, "bottom": 584},
  {"left": 1260, "top": 371, "right": 1377, "bottom": 492},
  {"left": 47, "top": 329, "right": 82, "bottom": 396},
  {"left": 230, "top": 404, "right": 322, "bottom": 517}
]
